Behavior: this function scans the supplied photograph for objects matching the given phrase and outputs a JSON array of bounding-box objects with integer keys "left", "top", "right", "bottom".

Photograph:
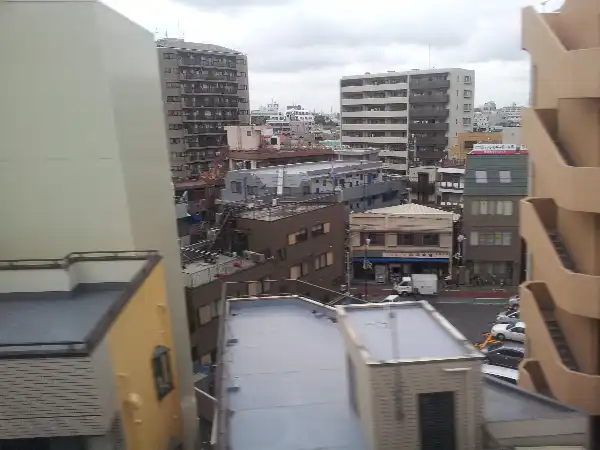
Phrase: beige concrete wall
[
  {"left": 0, "top": 1, "right": 196, "bottom": 446},
  {"left": 368, "top": 360, "right": 483, "bottom": 450}
]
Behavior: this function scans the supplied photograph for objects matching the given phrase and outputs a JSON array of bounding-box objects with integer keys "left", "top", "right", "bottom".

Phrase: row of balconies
[
  {"left": 410, "top": 108, "right": 450, "bottom": 119},
  {"left": 182, "top": 73, "right": 238, "bottom": 82},
  {"left": 182, "top": 89, "right": 238, "bottom": 96},
  {"left": 183, "top": 115, "right": 239, "bottom": 122},
  {"left": 180, "top": 59, "right": 237, "bottom": 69},
  {"left": 409, "top": 122, "right": 449, "bottom": 131},
  {"left": 409, "top": 79, "right": 450, "bottom": 90},
  {"left": 437, "top": 181, "right": 465, "bottom": 190}
]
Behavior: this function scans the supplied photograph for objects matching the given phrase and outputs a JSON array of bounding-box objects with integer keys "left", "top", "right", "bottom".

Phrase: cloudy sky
[{"left": 104, "top": 0, "right": 564, "bottom": 113}]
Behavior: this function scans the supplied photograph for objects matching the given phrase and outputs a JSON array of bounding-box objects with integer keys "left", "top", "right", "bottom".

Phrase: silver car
[{"left": 496, "top": 309, "right": 520, "bottom": 325}]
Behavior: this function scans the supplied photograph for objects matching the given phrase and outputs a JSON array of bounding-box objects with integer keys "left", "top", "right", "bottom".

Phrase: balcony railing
[
  {"left": 183, "top": 74, "right": 238, "bottom": 82},
  {"left": 410, "top": 79, "right": 450, "bottom": 90},
  {"left": 438, "top": 181, "right": 464, "bottom": 190},
  {"left": 182, "top": 89, "right": 238, "bottom": 96},
  {"left": 409, "top": 122, "right": 449, "bottom": 131},
  {"left": 520, "top": 281, "right": 600, "bottom": 414},
  {"left": 524, "top": 107, "right": 600, "bottom": 213},
  {"left": 520, "top": 197, "right": 600, "bottom": 319},
  {"left": 409, "top": 94, "right": 450, "bottom": 104},
  {"left": 410, "top": 108, "right": 449, "bottom": 119}
]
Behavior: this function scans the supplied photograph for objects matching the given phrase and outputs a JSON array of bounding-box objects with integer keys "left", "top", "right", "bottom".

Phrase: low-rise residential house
[
  {"left": 350, "top": 204, "right": 455, "bottom": 282},
  {"left": 221, "top": 160, "right": 405, "bottom": 212},
  {"left": 437, "top": 167, "right": 465, "bottom": 211},
  {"left": 0, "top": 252, "right": 184, "bottom": 450}
]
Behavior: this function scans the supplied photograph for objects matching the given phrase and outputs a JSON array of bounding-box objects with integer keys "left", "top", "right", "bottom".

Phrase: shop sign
[{"left": 382, "top": 252, "right": 448, "bottom": 259}]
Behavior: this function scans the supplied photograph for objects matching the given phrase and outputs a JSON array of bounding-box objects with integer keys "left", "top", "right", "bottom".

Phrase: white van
[{"left": 482, "top": 364, "right": 519, "bottom": 384}]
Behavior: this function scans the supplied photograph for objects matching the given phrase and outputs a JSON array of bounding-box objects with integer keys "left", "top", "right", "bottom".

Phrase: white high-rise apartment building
[{"left": 341, "top": 68, "right": 475, "bottom": 175}]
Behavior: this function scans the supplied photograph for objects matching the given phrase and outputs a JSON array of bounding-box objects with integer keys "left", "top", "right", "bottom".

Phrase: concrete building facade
[
  {"left": 519, "top": 0, "right": 600, "bottom": 443},
  {"left": 157, "top": 38, "right": 249, "bottom": 180},
  {"left": 0, "top": 1, "right": 196, "bottom": 445},
  {"left": 350, "top": 204, "right": 455, "bottom": 282},
  {"left": 341, "top": 68, "right": 475, "bottom": 176},
  {"left": 463, "top": 149, "right": 528, "bottom": 286}
]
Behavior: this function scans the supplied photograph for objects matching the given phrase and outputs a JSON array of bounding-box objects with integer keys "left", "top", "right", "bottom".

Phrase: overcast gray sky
[{"left": 104, "top": 0, "right": 564, "bottom": 113}]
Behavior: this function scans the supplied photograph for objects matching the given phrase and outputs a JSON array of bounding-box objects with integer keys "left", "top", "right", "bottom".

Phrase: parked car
[
  {"left": 482, "top": 343, "right": 524, "bottom": 369},
  {"left": 491, "top": 321, "right": 526, "bottom": 342},
  {"left": 482, "top": 364, "right": 519, "bottom": 384},
  {"left": 495, "top": 309, "right": 520, "bottom": 325}
]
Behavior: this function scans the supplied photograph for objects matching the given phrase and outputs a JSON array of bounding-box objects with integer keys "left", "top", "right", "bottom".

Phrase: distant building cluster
[{"left": 474, "top": 101, "right": 523, "bottom": 131}]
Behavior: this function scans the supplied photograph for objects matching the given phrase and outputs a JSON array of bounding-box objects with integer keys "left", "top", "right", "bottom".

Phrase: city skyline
[{"left": 104, "top": 0, "right": 565, "bottom": 112}]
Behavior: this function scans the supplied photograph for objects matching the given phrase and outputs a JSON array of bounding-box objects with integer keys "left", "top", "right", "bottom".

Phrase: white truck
[{"left": 393, "top": 274, "right": 439, "bottom": 296}]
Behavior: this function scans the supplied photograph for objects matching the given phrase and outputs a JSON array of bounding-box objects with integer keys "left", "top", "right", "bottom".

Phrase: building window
[
  {"left": 475, "top": 170, "right": 488, "bottom": 183},
  {"left": 287, "top": 228, "right": 308, "bottom": 245},
  {"left": 246, "top": 130, "right": 252, "bottom": 136},
  {"left": 198, "top": 305, "right": 212, "bottom": 325},
  {"left": 470, "top": 231, "right": 479, "bottom": 246},
  {"left": 462, "top": 117, "right": 471, "bottom": 126},
  {"left": 362, "top": 232, "right": 385, "bottom": 245},
  {"left": 283, "top": 187, "right": 292, "bottom": 195},
  {"left": 170, "top": 138, "right": 181, "bottom": 144},
  {"left": 166, "top": 82, "right": 180, "bottom": 88},
  {"left": 464, "top": 90, "right": 472, "bottom": 98},
  {"left": 311, "top": 222, "right": 330, "bottom": 237},
  {"left": 502, "top": 232, "right": 512, "bottom": 246},
  {"left": 470, "top": 201, "right": 479, "bottom": 215},
  {"left": 422, "top": 234, "right": 440, "bottom": 246},
  {"left": 499, "top": 170, "right": 512, "bottom": 183},
  {"left": 302, "top": 185, "right": 311, "bottom": 195},
  {"left": 152, "top": 346, "right": 174, "bottom": 400},
  {"left": 230, "top": 181, "right": 242, "bottom": 193},
  {"left": 464, "top": 75, "right": 472, "bottom": 84},
  {"left": 168, "top": 110, "right": 182, "bottom": 116},
  {"left": 167, "top": 96, "right": 181, "bottom": 102},
  {"left": 397, "top": 233, "right": 413, "bottom": 245},
  {"left": 315, "top": 252, "right": 333, "bottom": 270},
  {"left": 290, "top": 262, "right": 309, "bottom": 279},
  {"left": 163, "top": 53, "right": 176, "bottom": 59},
  {"left": 463, "top": 104, "right": 472, "bottom": 112}
]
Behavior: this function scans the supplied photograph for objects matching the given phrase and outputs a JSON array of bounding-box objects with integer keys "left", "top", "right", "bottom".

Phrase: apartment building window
[
  {"left": 315, "top": 252, "right": 334, "bottom": 270},
  {"left": 311, "top": 222, "right": 330, "bottom": 237},
  {"left": 246, "top": 185, "right": 258, "bottom": 196},
  {"left": 462, "top": 117, "right": 471, "bottom": 126},
  {"left": 499, "top": 170, "right": 512, "bottom": 183},
  {"left": 288, "top": 228, "right": 308, "bottom": 245},
  {"left": 470, "top": 231, "right": 512, "bottom": 246},
  {"left": 230, "top": 181, "right": 242, "bottom": 193},
  {"left": 163, "top": 53, "right": 176, "bottom": 59},
  {"left": 169, "top": 124, "right": 183, "bottom": 130},
  {"left": 464, "top": 75, "right": 472, "bottom": 84},
  {"left": 362, "top": 232, "right": 385, "bottom": 245},
  {"left": 239, "top": 85, "right": 248, "bottom": 90},
  {"left": 471, "top": 200, "right": 513, "bottom": 215},
  {"left": 290, "top": 262, "right": 309, "bottom": 279},
  {"left": 152, "top": 346, "right": 174, "bottom": 400},
  {"left": 422, "top": 234, "right": 440, "bottom": 246},
  {"left": 168, "top": 110, "right": 182, "bottom": 116},
  {"left": 463, "top": 104, "right": 472, "bottom": 112},
  {"left": 170, "top": 138, "right": 181, "bottom": 144},
  {"left": 397, "top": 233, "right": 413, "bottom": 245},
  {"left": 237, "top": 58, "right": 246, "bottom": 65},
  {"left": 464, "top": 90, "right": 472, "bottom": 98},
  {"left": 166, "top": 82, "right": 180, "bottom": 88},
  {"left": 167, "top": 96, "right": 181, "bottom": 102},
  {"left": 475, "top": 170, "right": 488, "bottom": 183}
]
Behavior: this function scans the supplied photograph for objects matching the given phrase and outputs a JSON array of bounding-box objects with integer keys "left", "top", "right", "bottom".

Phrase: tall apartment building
[
  {"left": 340, "top": 68, "right": 475, "bottom": 175},
  {"left": 1, "top": 1, "right": 196, "bottom": 446},
  {"left": 520, "top": 0, "right": 600, "bottom": 444},
  {"left": 157, "top": 38, "right": 250, "bottom": 180}
]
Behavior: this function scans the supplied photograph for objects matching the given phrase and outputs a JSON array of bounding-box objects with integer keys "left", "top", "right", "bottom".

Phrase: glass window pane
[
  {"left": 470, "top": 231, "right": 479, "bottom": 246},
  {"left": 480, "top": 201, "right": 488, "bottom": 215},
  {"left": 504, "top": 201, "right": 513, "bottom": 215}
]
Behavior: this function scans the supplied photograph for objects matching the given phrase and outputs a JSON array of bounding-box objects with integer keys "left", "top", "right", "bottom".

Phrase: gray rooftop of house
[
  {"left": 221, "top": 298, "right": 368, "bottom": 450},
  {"left": 0, "top": 284, "right": 127, "bottom": 356},
  {"left": 339, "top": 302, "right": 480, "bottom": 362},
  {"left": 236, "top": 202, "right": 330, "bottom": 221},
  {"left": 219, "top": 297, "right": 587, "bottom": 450},
  {"left": 234, "top": 160, "right": 381, "bottom": 177}
]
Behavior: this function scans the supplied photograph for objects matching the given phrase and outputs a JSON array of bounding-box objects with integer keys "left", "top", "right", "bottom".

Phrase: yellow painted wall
[
  {"left": 449, "top": 131, "right": 502, "bottom": 161},
  {"left": 107, "top": 261, "right": 183, "bottom": 450}
]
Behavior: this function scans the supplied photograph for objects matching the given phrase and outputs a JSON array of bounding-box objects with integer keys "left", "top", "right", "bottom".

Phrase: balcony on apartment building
[
  {"left": 409, "top": 77, "right": 451, "bottom": 90},
  {"left": 181, "top": 86, "right": 238, "bottom": 96},
  {"left": 184, "top": 126, "right": 225, "bottom": 136},
  {"left": 520, "top": 281, "right": 600, "bottom": 414},
  {"left": 522, "top": 4, "right": 600, "bottom": 101},
  {"left": 523, "top": 107, "right": 600, "bottom": 213},
  {"left": 183, "top": 113, "right": 239, "bottom": 123},
  {"left": 342, "top": 123, "right": 407, "bottom": 131},
  {"left": 341, "top": 96, "right": 408, "bottom": 106},
  {"left": 520, "top": 197, "right": 600, "bottom": 319},
  {"left": 409, "top": 107, "right": 450, "bottom": 119},
  {"left": 408, "top": 93, "right": 450, "bottom": 104},
  {"left": 409, "top": 121, "right": 449, "bottom": 131},
  {"left": 340, "top": 76, "right": 408, "bottom": 92},
  {"left": 414, "top": 135, "right": 447, "bottom": 147},
  {"left": 183, "top": 99, "right": 239, "bottom": 109},
  {"left": 178, "top": 52, "right": 237, "bottom": 69},
  {"left": 185, "top": 136, "right": 225, "bottom": 149},
  {"left": 342, "top": 132, "right": 408, "bottom": 144},
  {"left": 182, "top": 71, "right": 238, "bottom": 82}
]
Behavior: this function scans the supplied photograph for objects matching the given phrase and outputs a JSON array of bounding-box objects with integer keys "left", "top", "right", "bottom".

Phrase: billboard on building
[{"left": 469, "top": 144, "right": 529, "bottom": 155}]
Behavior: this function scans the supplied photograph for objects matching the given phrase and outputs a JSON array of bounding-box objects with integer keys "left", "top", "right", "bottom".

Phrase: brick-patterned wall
[
  {"left": 0, "top": 355, "right": 112, "bottom": 438},
  {"left": 370, "top": 360, "right": 483, "bottom": 450}
]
